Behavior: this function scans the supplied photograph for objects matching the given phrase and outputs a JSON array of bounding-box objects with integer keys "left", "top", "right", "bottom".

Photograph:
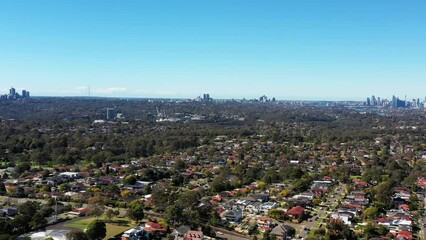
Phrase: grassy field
[{"left": 65, "top": 216, "right": 137, "bottom": 240}]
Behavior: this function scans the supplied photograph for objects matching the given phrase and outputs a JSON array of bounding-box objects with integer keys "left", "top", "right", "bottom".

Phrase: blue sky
[{"left": 0, "top": 0, "right": 425, "bottom": 100}]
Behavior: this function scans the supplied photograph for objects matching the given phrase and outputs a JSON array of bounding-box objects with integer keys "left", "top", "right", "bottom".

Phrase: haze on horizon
[{"left": 0, "top": 0, "right": 425, "bottom": 101}]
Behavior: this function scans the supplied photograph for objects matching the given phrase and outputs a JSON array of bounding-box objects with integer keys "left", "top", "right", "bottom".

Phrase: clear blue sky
[{"left": 1, "top": 0, "right": 425, "bottom": 100}]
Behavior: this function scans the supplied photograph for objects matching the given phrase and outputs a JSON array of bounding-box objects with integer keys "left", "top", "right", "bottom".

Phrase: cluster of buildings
[
  {"left": 1, "top": 104, "right": 425, "bottom": 239},
  {"left": 106, "top": 107, "right": 124, "bottom": 120},
  {"left": 0, "top": 87, "right": 30, "bottom": 100},
  {"left": 365, "top": 95, "right": 425, "bottom": 109},
  {"left": 330, "top": 178, "right": 417, "bottom": 239},
  {"left": 258, "top": 95, "right": 277, "bottom": 103},
  {"left": 121, "top": 222, "right": 169, "bottom": 240},
  {"left": 122, "top": 223, "right": 206, "bottom": 240},
  {"left": 195, "top": 94, "right": 213, "bottom": 102}
]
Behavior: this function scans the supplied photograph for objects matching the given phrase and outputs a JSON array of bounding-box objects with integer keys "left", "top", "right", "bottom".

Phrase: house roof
[
  {"left": 185, "top": 230, "right": 203, "bottom": 239},
  {"left": 396, "top": 230, "right": 413, "bottom": 240},
  {"left": 270, "top": 224, "right": 295, "bottom": 236},
  {"left": 175, "top": 225, "right": 191, "bottom": 235},
  {"left": 146, "top": 222, "right": 162, "bottom": 229},
  {"left": 287, "top": 206, "right": 305, "bottom": 215}
]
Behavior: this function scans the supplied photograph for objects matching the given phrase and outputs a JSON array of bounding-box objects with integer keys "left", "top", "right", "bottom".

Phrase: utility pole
[{"left": 53, "top": 196, "right": 58, "bottom": 221}]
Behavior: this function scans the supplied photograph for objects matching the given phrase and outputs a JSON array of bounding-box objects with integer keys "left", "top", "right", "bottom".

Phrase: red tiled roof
[
  {"left": 398, "top": 204, "right": 410, "bottom": 211},
  {"left": 377, "top": 218, "right": 390, "bottom": 223},
  {"left": 396, "top": 230, "right": 413, "bottom": 240},
  {"left": 146, "top": 222, "right": 162, "bottom": 229},
  {"left": 144, "top": 226, "right": 166, "bottom": 232},
  {"left": 287, "top": 206, "right": 304, "bottom": 215}
]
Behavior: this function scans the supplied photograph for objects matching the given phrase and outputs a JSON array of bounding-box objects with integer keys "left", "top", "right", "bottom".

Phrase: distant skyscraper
[
  {"left": 392, "top": 95, "right": 397, "bottom": 107},
  {"left": 9, "top": 87, "right": 16, "bottom": 99},
  {"left": 371, "top": 95, "right": 377, "bottom": 106},
  {"left": 0, "top": 88, "right": 30, "bottom": 101},
  {"left": 203, "top": 94, "right": 211, "bottom": 102},
  {"left": 392, "top": 96, "right": 406, "bottom": 108},
  {"left": 106, "top": 108, "right": 116, "bottom": 119},
  {"left": 9, "top": 87, "right": 15, "bottom": 96},
  {"left": 366, "top": 97, "right": 371, "bottom": 106}
]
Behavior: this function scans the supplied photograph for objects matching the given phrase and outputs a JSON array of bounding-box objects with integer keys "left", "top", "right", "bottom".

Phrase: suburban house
[
  {"left": 143, "top": 222, "right": 167, "bottom": 235},
  {"left": 223, "top": 209, "right": 243, "bottom": 223},
  {"left": 286, "top": 206, "right": 305, "bottom": 223},
  {"left": 270, "top": 224, "right": 295, "bottom": 240},
  {"left": 171, "top": 225, "right": 191, "bottom": 240},
  {"left": 67, "top": 207, "right": 90, "bottom": 216},
  {"left": 0, "top": 207, "right": 17, "bottom": 217},
  {"left": 184, "top": 230, "right": 204, "bottom": 240},
  {"left": 121, "top": 226, "right": 147, "bottom": 240},
  {"left": 331, "top": 212, "right": 354, "bottom": 225},
  {"left": 257, "top": 216, "right": 274, "bottom": 231}
]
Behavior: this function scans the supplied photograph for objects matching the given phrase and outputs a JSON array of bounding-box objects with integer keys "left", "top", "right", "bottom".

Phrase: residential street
[{"left": 298, "top": 183, "right": 347, "bottom": 239}]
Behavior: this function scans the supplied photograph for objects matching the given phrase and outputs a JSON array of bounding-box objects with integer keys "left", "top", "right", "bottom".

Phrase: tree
[
  {"left": 164, "top": 205, "right": 184, "bottom": 226},
  {"left": 113, "top": 209, "right": 120, "bottom": 218},
  {"left": 30, "top": 150, "right": 51, "bottom": 166},
  {"left": 122, "top": 175, "right": 137, "bottom": 185},
  {"left": 409, "top": 194, "right": 419, "bottom": 210},
  {"left": 326, "top": 219, "right": 355, "bottom": 240},
  {"left": 126, "top": 202, "right": 145, "bottom": 223},
  {"left": 210, "top": 174, "right": 231, "bottom": 193},
  {"left": 267, "top": 209, "right": 285, "bottom": 221},
  {"left": 248, "top": 224, "right": 258, "bottom": 235},
  {"left": 105, "top": 209, "right": 114, "bottom": 221},
  {"left": 39, "top": 206, "right": 55, "bottom": 218},
  {"left": 88, "top": 195, "right": 105, "bottom": 218},
  {"left": 41, "top": 169, "right": 50, "bottom": 178},
  {"left": 279, "top": 189, "right": 292, "bottom": 198},
  {"left": 257, "top": 181, "right": 268, "bottom": 191},
  {"left": 11, "top": 214, "right": 31, "bottom": 233},
  {"left": 176, "top": 191, "right": 201, "bottom": 210},
  {"left": 15, "top": 162, "right": 31, "bottom": 174},
  {"left": 262, "top": 231, "right": 270, "bottom": 240},
  {"left": 85, "top": 220, "right": 106, "bottom": 240},
  {"left": 0, "top": 183, "right": 5, "bottom": 195},
  {"left": 373, "top": 181, "right": 395, "bottom": 208},
  {"left": 30, "top": 212, "right": 47, "bottom": 230},
  {"left": 363, "top": 207, "right": 379, "bottom": 220},
  {"left": 58, "top": 183, "right": 70, "bottom": 192},
  {"left": 17, "top": 201, "right": 40, "bottom": 216},
  {"left": 0, "top": 219, "right": 12, "bottom": 236},
  {"left": 151, "top": 182, "right": 175, "bottom": 211},
  {"left": 363, "top": 223, "right": 388, "bottom": 239},
  {"left": 66, "top": 230, "right": 88, "bottom": 240},
  {"left": 208, "top": 210, "right": 221, "bottom": 226}
]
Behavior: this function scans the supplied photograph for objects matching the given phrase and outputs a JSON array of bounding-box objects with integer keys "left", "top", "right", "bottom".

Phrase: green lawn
[{"left": 65, "top": 216, "right": 137, "bottom": 240}]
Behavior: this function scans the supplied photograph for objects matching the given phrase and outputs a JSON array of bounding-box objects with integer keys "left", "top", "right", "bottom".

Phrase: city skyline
[
  {"left": 2, "top": 86, "right": 426, "bottom": 106},
  {"left": 1, "top": 0, "right": 426, "bottom": 100}
]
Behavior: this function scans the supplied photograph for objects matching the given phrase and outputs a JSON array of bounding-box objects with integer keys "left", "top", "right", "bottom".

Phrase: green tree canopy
[
  {"left": 66, "top": 230, "right": 88, "bottom": 240},
  {"left": 85, "top": 220, "right": 106, "bottom": 240}
]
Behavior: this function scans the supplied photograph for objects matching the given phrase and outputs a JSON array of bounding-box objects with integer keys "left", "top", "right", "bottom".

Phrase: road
[
  {"left": 211, "top": 226, "right": 250, "bottom": 240},
  {"left": 298, "top": 183, "right": 347, "bottom": 239}
]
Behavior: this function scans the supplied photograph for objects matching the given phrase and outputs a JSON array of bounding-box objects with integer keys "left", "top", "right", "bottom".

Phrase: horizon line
[{"left": 6, "top": 95, "right": 373, "bottom": 102}]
